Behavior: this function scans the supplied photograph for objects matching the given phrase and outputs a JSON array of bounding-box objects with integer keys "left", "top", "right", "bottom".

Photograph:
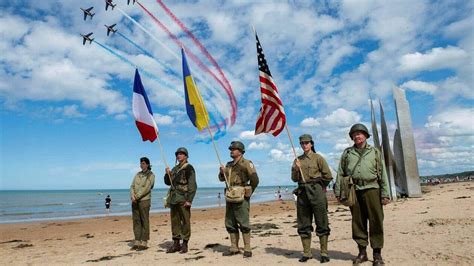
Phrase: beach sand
[{"left": 1, "top": 182, "right": 473, "bottom": 265}]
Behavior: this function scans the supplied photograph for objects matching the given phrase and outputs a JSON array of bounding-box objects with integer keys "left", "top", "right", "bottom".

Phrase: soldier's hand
[
  {"left": 381, "top": 197, "right": 390, "bottom": 206},
  {"left": 183, "top": 201, "right": 192, "bottom": 208},
  {"left": 294, "top": 159, "right": 301, "bottom": 169},
  {"left": 165, "top": 167, "right": 171, "bottom": 175},
  {"left": 219, "top": 165, "right": 225, "bottom": 174}
]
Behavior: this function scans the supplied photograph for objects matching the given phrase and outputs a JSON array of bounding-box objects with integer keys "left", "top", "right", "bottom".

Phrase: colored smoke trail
[
  {"left": 117, "top": 6, "right": 231, "bottom": 125},
  {"left": 94, "top": 40, "right": 228, "bottom": 139},
  {"left": 156, "top": 0, "right": 237, "bottom": 124},
  {"left": 93, "top": 40, "right": 174, "bottom": 89},
  {"left": 116, "top": 31, "right": 180, "bottom": 78},
  {"left": 137, "top": 1, "right": 237, "bottom": 125}
]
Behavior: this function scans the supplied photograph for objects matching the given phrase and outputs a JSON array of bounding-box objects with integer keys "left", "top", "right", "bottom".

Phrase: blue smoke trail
[
  {"left": 195, "top": 112, "right": 227, "bottom": 144},
  {"left": 93, "top": 40, "right": 175, "bottom": 89},
  {"left": 94, "top": 40, "right": 227, "bottom": 137},
  {"left": 116, "top": 31, "right": 180, "bottom": 78}
]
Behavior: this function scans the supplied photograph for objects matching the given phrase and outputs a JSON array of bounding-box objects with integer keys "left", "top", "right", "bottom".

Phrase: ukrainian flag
[{"left": 182, "top": 48, "right": 210, "bottom": 131}]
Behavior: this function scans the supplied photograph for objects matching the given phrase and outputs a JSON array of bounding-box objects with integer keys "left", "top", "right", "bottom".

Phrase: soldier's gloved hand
[
  {"left": 183, "top": 201, "right": 192, "bottom": 208},
  {"left": 165, "top": 167, "right": 171, "bottom": 175},
  {"left": 381, "top": 197, "right": 390, "bottom": 206},
  {"left": 219, "top": 165, "right": 225, "bottom": 174}
]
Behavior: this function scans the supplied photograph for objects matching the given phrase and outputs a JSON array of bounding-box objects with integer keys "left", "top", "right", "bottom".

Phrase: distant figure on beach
[
  {"left": 130, "top": 157, "right": 155, "bottom": 251},
  {"left": 291, "top": 134, "right": 333, "bottom": 263},
  {"left": 105, "top": 195, "right": 111, "bottom": 215},
  {"left": 219, "top": 141, "right": 259, "bottom": 258},
  {"left": 164, "top": 147, "right": 197, "bottom": 254},
  {"left": 218, "top": 192, "right": 222, "bottom": 207},
  {"left": 334, "top": 124, "right": 390, "bottom": 265}
]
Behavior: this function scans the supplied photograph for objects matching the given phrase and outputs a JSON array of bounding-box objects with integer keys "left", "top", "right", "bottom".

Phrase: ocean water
[{"left": 0, "top": 186, "right": 296, "bottom": 224}]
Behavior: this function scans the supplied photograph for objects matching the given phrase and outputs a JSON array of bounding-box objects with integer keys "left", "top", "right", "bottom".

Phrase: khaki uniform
[
  {"left": 292, "top": 151, "right": 332, "bottom": 257},
  {"left": 219, "top": 157, "right": 259, "bottom": 233},
  {"left": 130, "top": 169, "right": 155, "bottom": 242},
  {"left": 164, "top": 162, "right": 197, "bottom": 241},
  {"left": 335, "top": 144, "right": 389, "bottom": 249}
]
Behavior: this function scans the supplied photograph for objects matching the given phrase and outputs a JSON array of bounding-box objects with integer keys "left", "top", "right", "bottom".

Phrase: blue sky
[{"left": 1, "top": 0, "right": 473, "bottom": 190}]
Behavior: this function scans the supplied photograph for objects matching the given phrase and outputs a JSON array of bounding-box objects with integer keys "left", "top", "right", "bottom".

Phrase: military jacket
[
  {"left": 291, "top": 151, "right": 333, "bottom": 185},
  {"left": 130, "top": 170, "right": 155, "bottom": 201},
  {"left": 164, "top": 162, "right": 197, "bottom": 204},
  {"left": 218, "top": 157, "right": 259, "bottom": 193}
]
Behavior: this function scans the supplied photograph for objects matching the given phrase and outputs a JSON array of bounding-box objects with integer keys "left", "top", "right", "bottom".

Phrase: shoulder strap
[{"left": 349, "top": 152, "right": 364, "bottom": 176}]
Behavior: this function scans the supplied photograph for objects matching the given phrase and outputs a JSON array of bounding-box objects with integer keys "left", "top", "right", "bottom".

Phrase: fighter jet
[
  {"left": 127, "top": 0, "right": 136, "bottom": 5},
  {"left": 105, "top": 0, "right": 116, "bottom": 11},
  {"left": 105, "top": 24, "right": 117, "bottom": 36},
  {"left": 80, "top": 32, "right": 94, "bottom": 45},
  {"left": 80, "top": 7, "right": 95, "bottom": 21}
]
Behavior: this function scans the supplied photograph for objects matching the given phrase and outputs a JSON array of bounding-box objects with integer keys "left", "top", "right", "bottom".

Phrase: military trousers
[
  {"left": 132, "top": 199, "right": 151, "bottom": 241},
  {"left": 297, "top": 183, "right": 330, "bottom": 238},
  {"left": 350, "top": 188, "right": 384, "bottom": 248},
  {"left": 170, "top": 203, "right": 191, "bottom": 241},
  {"left": 225, "top": 198, "right": 250, "bottom": 233}
]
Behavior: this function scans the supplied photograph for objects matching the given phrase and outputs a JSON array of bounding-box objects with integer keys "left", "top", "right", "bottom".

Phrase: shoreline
[{"left": 1, "top": 182, "right": 473, "bottom": 265}]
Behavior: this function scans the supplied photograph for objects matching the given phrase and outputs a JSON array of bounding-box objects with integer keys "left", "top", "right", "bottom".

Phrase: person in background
[{"left": 105, "top": 195, "right": 112, "bottom": 215}]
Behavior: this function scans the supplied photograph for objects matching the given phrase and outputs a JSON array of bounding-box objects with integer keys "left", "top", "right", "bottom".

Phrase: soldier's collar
[{"left": 232, "top": 156, "right": 243, "bottom": 165}]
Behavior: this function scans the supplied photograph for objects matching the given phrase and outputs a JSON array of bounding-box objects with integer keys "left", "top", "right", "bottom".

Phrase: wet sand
[{"left": 1, "top": 182, "right": 473, "bottom": 265}]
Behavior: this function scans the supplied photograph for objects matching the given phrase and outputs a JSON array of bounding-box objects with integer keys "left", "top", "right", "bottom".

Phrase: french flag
[{"left": 132, "top": 69, "right": 158, "bottom": 142}]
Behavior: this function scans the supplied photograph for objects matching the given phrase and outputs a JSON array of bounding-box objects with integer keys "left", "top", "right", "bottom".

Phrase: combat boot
[
  {"left": 242, "top": 233, "right": 252, "bottom": 258},
  {"left": 166, "top": 239, "right": 181, "bottom": 253},
  {"left": 353, "top": 245, "right": 368, "bottom": 264},
  {"left": 319, "top": 235, "right": 330, "bottom": 263},
  {"left": 222, "top": 233, "right": 240, "bottom": 256},
  {"left": 180, "top": 240, "right": 189, "bottom": 254},
  {"left": 130, "top": 240, "right": 140, "bottom": 250},
  {"left": 298, "top": 237, "right": 312, "bottom": 262},
  {"left": 373, "top": 248, "right": 385, "bottom": 266},
  {"left": 137, "top": 240, "right": 148, "bottom": 251}
]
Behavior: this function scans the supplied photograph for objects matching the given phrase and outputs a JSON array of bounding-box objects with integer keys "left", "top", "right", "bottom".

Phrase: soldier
[
  {"left": 218, "top": 141, "right": 259, "bottom": 258},
  {"left": 130, "top": 157, "right": 155, "bottom": 251},
  {"left": 292, "top": 134, "right": 332, "bottom": 263},
  {"left": 164, "top": 147, "right": 197, "bottom": 254},
  {"left": 334, "top": 124, "right": 390, "bottom": 266}
]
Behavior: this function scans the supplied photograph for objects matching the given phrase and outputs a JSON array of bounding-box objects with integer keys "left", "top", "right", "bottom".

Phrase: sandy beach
[{"left": 1, "top": 182, "right": 473, "bottom": 265}]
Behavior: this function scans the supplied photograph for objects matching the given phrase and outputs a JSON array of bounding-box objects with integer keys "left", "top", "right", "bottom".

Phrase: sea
[{"left": 0, "top": 186, "right": 296, "bottom": 224}]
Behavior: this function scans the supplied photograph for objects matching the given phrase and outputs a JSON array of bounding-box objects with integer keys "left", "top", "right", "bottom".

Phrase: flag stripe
[
  {"left": 132, "top": 69, "right": 158, "bottom": 142},
  {"left": 254, "top": 33, "right": 286, "bottom": 137}
]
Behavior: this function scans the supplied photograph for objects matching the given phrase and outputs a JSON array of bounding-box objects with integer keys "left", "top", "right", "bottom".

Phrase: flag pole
[
  {"left": 284, "top": 124, "right": 306, "bottom": 183},
  {"left": 181, "top": 47, "right": 230, "bottom": 188},
  {"left": 155, "top": 130, "right": 174, "bottom": 189}
]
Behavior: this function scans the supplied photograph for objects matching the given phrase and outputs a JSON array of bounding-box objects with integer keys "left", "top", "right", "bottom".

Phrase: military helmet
[
  {"left": 349, "top": 123, "right": 371, "bottom": 139},
  {"left": 175, "top": 147, "right": 189, "bottom": 157},
  {"left": 299, "top": 134, "right": 313, "bottom": 142},
  {"left": 228, "top": 141, "right": 245, "bottom": 153}
]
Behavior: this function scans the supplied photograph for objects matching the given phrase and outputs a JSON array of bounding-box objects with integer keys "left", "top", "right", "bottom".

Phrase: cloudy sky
[{"left": 0, "top": 0, "right": 472, "bottom": 190}]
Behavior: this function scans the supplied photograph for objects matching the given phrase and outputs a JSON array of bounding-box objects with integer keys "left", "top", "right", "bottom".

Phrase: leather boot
[
  {"left": 130, "top": 240, "right": 140, "bottom": 250},
  {"left": 373, "top": 248, "right": 385, "bottom": 266},
  {"left": 166, "top": 239, "right": 181, "bottom": 253},
  {"left": 242, "top": 233, "right": 252, "bottom": 258},
  {"left": 223, "top": 233, "right": 240, "bottom": 256},
  {"left": 180, "top": 240, "right": 188, "bottom": 254},
  {"left": 136, "top": 240, "right": 148, "bottom": 251},
  {"left": 319, "top": 235, "right": 330, "bottom": 263},
  {"left": 299, "top": 237, "right": 312, "bottom": 262},
  {"left": 353, "top": 245, "right": 368, "bottom": 264}
]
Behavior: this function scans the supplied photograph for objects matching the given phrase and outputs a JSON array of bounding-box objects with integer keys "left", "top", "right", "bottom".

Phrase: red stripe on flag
[{"left": 135, "top": 121, "right": 158, "bottom": 142}]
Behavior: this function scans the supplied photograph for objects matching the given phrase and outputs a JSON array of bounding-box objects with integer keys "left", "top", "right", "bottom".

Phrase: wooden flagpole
[
  {"left": 285, "top": 125, "right": 306, "bottom": 183},
  {"left": 155, "top": 132, "right": 174, "bottom": 189}
]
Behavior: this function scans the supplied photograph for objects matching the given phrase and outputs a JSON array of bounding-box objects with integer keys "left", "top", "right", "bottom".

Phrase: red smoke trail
[
  {"left": 155, "top": 0, "right": 235, "bottom": 109},
  {"left": 137, "top": 1, "right": 237, "bottom": 125}
]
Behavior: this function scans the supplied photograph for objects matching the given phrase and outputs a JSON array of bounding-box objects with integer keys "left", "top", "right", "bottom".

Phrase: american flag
[{"left": 254, "top": 33, "right": 286, "bottom": 136}]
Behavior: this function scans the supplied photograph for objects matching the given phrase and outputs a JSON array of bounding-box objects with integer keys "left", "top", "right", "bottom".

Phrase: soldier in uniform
[
  {"left": 130, "top": 157, "right": 155, "bottom": 251},
  {"left": 218, "top": 141, "right": 259, "bottom": 258},
  {"left": 292, "top": 134, "right": 332, "bottom": 263},
  {"left": 164, "top": 147, "right": 197, "bottom": 254},
  {"left": 334, "top": 124, "right": 390, "bottom": 266}
]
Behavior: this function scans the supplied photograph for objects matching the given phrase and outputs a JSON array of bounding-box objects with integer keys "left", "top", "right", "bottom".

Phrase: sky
[{"left": 0, "top": 0, "right": 473, "bottom": 190}]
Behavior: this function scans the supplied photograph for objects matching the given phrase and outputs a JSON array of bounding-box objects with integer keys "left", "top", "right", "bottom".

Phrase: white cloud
[
  {"left": 424, "top": 108, "right": 474, "bottom": 136},
  {"left": 322, "top": 108, "right": 361, "bottom": 127},
  {"left": 154, "top": 113, "right": 174, "bottom": 125},
  {"left": 301, "top": 117, "right": 320, "bottom": 127},
  {"left": 400, "top": 80, "right": 437, "bottom": 94},
  {"left": 239, "top": 130, "right": 268, "bottom": 140},
  {"left": 247, "top": 141, "right": 270, "bottom": 150},
  {"left": 61, "top": 104, "right": 86, "bottom": 118},
  {"left": 398, "top": 46, "right": 469, "bottom": 73}
]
